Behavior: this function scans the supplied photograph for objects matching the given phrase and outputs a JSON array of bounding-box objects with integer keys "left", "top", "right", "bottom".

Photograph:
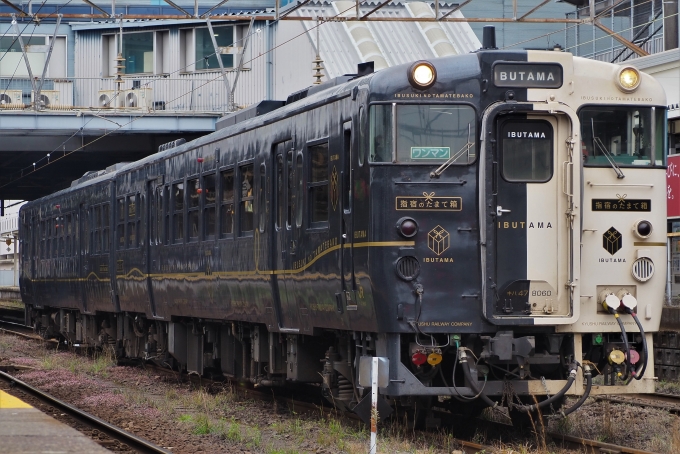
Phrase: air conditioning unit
[
  {"left": 0, "top": 90, "right": 23, "bottom": 106},
  {"left": 124, "top": 88, "right": 152, "bottom": 110},
  {"left": 31, "top": 90, "right": 65, "bottom": 108},
  {"left": 97, "top": 89, "right": 124, "bottom": 108}
]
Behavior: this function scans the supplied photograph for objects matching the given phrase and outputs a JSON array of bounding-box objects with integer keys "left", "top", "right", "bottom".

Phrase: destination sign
[
  {"left": 592, "top": 199, "right": 651, "bottom": 212},
  {"left": 493, "top": 63, "right": 563, "bottom": 89},
  {"left": 411, "top": 147, "right": 450, "bottom": 160}
]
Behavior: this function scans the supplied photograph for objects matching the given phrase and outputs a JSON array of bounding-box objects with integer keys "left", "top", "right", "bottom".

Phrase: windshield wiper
[
  {"left": 430, "top": 123, "right": 474, "bottom": 178},
  {"left": 592, "top": 118, "right": 625, "bottom": 179}
]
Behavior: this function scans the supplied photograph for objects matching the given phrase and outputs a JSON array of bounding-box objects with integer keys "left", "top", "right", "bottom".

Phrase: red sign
[{"left": 668, "top": 155, "right": 680, "bottom": 217}]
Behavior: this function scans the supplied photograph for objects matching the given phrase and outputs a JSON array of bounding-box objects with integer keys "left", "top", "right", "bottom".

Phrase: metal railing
[{"left": 0, "top": 74, "right": 231, "bottom": 113}]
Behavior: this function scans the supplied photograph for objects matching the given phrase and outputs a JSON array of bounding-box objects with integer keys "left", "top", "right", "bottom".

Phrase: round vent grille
[
  {"left": 396, "top": 256, "right": 420, "bottom": 281},
  {"left": 632, "top": 257, "right": 654, "bottom": 282}
]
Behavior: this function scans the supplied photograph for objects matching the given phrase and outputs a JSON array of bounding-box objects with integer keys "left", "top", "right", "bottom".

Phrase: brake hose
[
  {"left": 603, "top": 297, "right": 633, "bottom": 380},
  {"left": 458, "top": 347, "right": 578, "bottom": 413},
  {"left": 623, "top": 307, "right": 648, "bottom": 380},
  {"left": 559, "top": 364, "right": 592, "bottom": 417}
]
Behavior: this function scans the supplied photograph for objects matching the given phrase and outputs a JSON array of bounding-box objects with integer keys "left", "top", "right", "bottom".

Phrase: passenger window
[
  {"left": 501, "top": 120, "right": 553, "bottom": 182},
  {"left": 173, "top": 182, "right": 184, "bottom": 243},
  {"left": 369, "top": 104, "right": 393, "bottom": 162},
  {"left": 258, "top": 164, "right": 266, "bottom": 233},
  {"left": 309, "top": 142, "right": 329, "bottom": 225},
  {"left": 343, "top": 124, "right": 351, "bottom": 211},
  {"left": 127, "top": 195, "right": 138, "bottom": 248},
  {"left": 188, "top": 178, "right": 200, "bottom": 242},
  {"left": 276, "top": 155, "right": 284, "bottom": 230},
  {"left": 220, "top": 169, "right": 234, "bottom": 237},
  {"left": 240, "top": 164, "right": 254, "bottom": 234},
  {"left": 102, "top": 204, "right": 110, "bottom": 253},
  {"left": 296, "top": 154, "right": 303, "bottom": 227},
  {"left": 203, "top": 173, "right": 216, "bottom": 240},
  {"left": 116, "top": 197, "right": 125, "bottom": 249},
  {"left": 287, "top": 151, "right": 294, "bottom": 228}
]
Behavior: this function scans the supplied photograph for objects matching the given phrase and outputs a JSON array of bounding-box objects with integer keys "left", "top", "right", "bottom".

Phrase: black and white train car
[{"left": 19, "top": 27, "right": 668, "bottom": 423}]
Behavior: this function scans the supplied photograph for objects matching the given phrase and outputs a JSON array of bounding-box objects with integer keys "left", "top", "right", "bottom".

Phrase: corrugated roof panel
[{"left": 293, "top": 1, "right": 481, "bottom": 78}]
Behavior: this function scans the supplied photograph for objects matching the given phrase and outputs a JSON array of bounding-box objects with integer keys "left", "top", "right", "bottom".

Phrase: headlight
[
  {"left": 616, "top": 66, "right": 641, "bottom": 93},
  {"left": 633, "top": 219, "right": 652, "bottom": 239},
  {"left": 408, "top": 61, "right": 437, "bottom": 89}
]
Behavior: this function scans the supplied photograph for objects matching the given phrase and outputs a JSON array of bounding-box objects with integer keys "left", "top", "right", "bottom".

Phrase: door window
[{"left": 501, "top": 120, "right": 553, "bottom": 182}]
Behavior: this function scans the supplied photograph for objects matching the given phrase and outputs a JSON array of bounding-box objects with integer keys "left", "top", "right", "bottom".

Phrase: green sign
[{"left": 410, "top": 147, "right": 450, "bottom": 160}]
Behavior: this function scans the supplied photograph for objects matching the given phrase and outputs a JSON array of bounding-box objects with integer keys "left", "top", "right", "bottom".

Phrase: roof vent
[
  {"left": 357, "top": 61, "right": 374, "bottom": 77},
  {"left": 158, "top": 138, "right": 186, "bottom": 153}
]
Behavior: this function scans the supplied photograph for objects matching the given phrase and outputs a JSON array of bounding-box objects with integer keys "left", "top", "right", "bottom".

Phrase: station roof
[{"left": 0, "top": 112, "right": 216, "bottom": 201}]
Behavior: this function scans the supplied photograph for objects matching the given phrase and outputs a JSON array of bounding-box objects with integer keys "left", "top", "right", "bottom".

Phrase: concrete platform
[{"left": 0, "top": 390, "right": 110, "bottom": 453}]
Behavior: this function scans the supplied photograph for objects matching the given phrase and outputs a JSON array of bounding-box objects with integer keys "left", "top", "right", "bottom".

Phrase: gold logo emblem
[
  {"left": 428, "top": 225, "right": 450, "bottom": 255},
  {"left": 330, "top": 166, "right": 339, "bottom": 211}
]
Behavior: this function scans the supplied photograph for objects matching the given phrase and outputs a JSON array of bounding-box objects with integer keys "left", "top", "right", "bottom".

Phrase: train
[{"left": 19, "top": 26, "right": 668, "bottom": 425}]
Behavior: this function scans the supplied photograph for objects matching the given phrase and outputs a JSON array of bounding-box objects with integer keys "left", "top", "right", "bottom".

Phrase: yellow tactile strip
[{"left": 0, "top": 390, "right": 32, "bottom": 409}]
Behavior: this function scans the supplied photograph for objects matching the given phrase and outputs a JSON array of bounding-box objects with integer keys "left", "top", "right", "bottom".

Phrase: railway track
[
  {"left": 0, "top": 369, "right": 170, "bottom": 454},
  {"left": 0, "top": 321, "right": 671, "bottom": 453},
  {"left": 454, "top": 431, "right": 660, "bottom": 454},
  {"left": 596, "top": 392, "right": 680, "bottom": 414}
]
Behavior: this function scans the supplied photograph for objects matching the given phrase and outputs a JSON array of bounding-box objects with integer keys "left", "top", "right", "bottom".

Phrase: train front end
[{"left": 361, "top": 35, "right": 667, "bottom": 418}]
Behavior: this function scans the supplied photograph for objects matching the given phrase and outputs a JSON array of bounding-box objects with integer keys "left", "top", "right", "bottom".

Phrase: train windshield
[
  {"left": 369, "top": 104, "right": 476, "bottom": 164},
  {"left": 580, "top": 106, "right": 666, "bottom": 167}
]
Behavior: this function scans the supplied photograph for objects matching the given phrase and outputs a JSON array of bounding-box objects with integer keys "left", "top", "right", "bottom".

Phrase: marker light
[
  {"left": 633, "top": 219, "right": 652, "bottom": 239},
  {"left": 408, "top": 61, "right": 437, "bottom": 90},
  {"left": 609, "top": 349, "right": 625, "bottom": 365},
  {"left": 628, "top": 349, "right": 640, "bottom": 365},
  {"left": 616, "top": 66, "right": 641, "bottom": 93},
  {"left": 411, "top": 351, "right": 427, "bottom": 366},
  {"left": 427, "top": 352, "right": 443, "bottom": 366},
  {"left": 396, "top": 217, "right": 418, "bottom": 238}
]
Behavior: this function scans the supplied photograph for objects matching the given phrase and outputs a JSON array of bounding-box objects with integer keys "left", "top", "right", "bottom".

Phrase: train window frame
[
  {"left": 116, "top": 197, "right": 126, "bottom": 250},
  {"left": 343, "top": 121, "right": 352, "bottom": 212},
  {"left": 358, "top": 106, "right": 366, "bottom": 167},
  {"left": 307, "top": 139, "right": 330, "bottom": 229},
  {"left": 286, "top": 151, "right": 294, "bottom": 230},
  {"left": 276, "top": 154, "right": 284, "bottom": 231},
  {"left": 102, "top": 203, "right": 110, "bottom": 253},
  {"left": 578, "top": 104, "right": 667, "bottom": 168},
  {"left": 295, "top": 152, "right": 304, "bottom": 228},
  {"left": 499, "top": 119, "right": 554, "bottom": 183},
  {"left": 239, "top": 162, "right": 255, "bottom": 236},
  {"left": 202, "top": 171, "right": 217, "bottom": 241},
  {"left": 93, "top": 206, "right": 102, "bottom": 254},
  {"left": 219, "top": 166, "right": 235, "bottom": 239},
  {"left": 258, "top": 163, "right": 266, "bottom": 234},
  {"left": 128, "top": 194, "right": 139, "bottom": 249},
  {"left": 368, "top": 102, "right": 479, "bottom": 166},
  {"left": 172, "top": 181, "right": 185, "bottom": 244},
  {"left": 187, "top": 176, "right": 200, "bottom": 243}
]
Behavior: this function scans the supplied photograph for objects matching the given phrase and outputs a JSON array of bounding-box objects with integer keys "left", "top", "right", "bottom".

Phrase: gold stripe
[
  {"left": 667, "top": 232, "right": 680, "bottom": 237},
  {"left": 634, "top": 242, "right": 666, "bottom": 246},
  {"left": 31, "top": 241, "right": 415, "bottom": 283}
]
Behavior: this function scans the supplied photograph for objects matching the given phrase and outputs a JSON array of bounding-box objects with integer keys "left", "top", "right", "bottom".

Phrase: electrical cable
[
  {"left": 553, "top": 365, "right": 592, "bottom": 418},
  {"left": 459, "top": 347, "right": 578, "bottom": 413},
  {"left": 622, "top": 307, "right": 648, "bottom": 380},
  {"left": 0, "top": 2, "right": 360, "bottom": 190}
]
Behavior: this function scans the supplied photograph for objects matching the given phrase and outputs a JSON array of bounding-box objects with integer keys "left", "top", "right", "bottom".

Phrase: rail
[{"left": 0, "top": 369, "right": 171, "bottom": 454}]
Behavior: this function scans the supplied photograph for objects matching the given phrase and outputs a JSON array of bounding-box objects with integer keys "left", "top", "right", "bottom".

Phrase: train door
[
  {"left": 339, "top": 121, "right": 357, "bottom": 309},
  {"left": 78, "top": 203, "right": 89, "bottom": 313},
  {"left": 271, "top": 140, "right": 300, "bottom": 331},
  {"left": 485, "top": 110, "right": 578, "bottom": 321},
  {"left": 146, "top": 178, "right": 161, "bottom": 318}
]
